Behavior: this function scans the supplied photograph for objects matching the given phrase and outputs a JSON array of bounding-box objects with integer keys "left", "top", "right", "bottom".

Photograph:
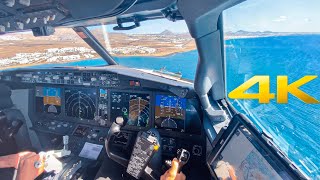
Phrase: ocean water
[{"left": 28, "top": 35, "right": 320, "bottom": 178}]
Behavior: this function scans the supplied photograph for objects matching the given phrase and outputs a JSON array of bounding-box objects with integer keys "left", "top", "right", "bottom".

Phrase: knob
[{"left": 115, "top": 116, "right": 124, "bottom": 125}]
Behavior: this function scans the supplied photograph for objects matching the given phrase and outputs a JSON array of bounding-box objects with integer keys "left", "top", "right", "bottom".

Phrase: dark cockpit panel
[{"left": 0, "top": 67, "right": 205, "bottom": 169}]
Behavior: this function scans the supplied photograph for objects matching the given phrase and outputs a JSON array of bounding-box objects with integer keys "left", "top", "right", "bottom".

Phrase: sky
[
  {"left": 105, "top": 19, "right": 189, "bottom": 34},
  {"left": 101, "top": 0, "right": 320, "bottom": 34},
  {"left": 223, "top": 0, "right": 320, "bottom": 32}
]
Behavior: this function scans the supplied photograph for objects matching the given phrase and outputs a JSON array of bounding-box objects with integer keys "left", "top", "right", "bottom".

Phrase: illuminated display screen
[
  {"left": 110, "top": 91, "right": 150, "bottom": 127},
  {"left": 98, "top": 89, "right": 108, "bottom": 122},
  {"left": 154, "top": 94, "right": 186, "bottom": 131},
  {"left": 36, "top": 87, "right": 61, "bottom": 115},
  {"left": 213, "top": 127, "right": 285, "bottom": 179},
  {"left": 65, "top": 88, "right": 97, "bottom": 120}
]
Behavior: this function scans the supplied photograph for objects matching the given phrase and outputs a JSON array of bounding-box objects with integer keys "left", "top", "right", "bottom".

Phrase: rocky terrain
[{"left": 0, "top": 28, "right": 313, "bottom": 69}]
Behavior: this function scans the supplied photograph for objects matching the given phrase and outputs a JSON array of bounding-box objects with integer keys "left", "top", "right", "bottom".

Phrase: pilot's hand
[{"left": 160, "top": 158, "right": 186, "bottom": 180}]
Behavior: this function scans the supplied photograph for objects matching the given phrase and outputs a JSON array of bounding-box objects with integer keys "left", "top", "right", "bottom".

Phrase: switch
[
  {"left": 63, "top": 135, "right": 69, "bottom": 151},
  {"left": 0, "top": 25, "right": 5, "bottom": 33}
]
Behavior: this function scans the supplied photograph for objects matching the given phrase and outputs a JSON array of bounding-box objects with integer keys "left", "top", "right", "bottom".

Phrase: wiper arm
[{"left": 73, "top": 26, "right": 117, "bottom": 65}]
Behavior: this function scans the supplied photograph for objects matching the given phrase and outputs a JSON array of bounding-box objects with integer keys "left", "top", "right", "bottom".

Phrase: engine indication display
[
  {"left": 36, "top": 87, "right": 61, "bottom": 115},
  {"left": 155, "top": 94, "right": 186, "bottom": 131},
  {"left": 98, "top": 88, "right": 108, "bottom": 125},
  {"left": 110, "top": 91, "right": 150, "bottom": 127},
  {"left": 65, "top": 88, "right": 97, "bottom": 120}
]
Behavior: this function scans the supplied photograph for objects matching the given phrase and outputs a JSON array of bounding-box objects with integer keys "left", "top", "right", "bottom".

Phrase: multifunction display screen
[
  {"left": 213, "top": 127, "right": 285, "bottom": 179},
  {"left": 98, "top": 89, "right": 108, "bottom": 123},
  {"left": 154, "top": 94, "right": 186, "bottom": 131},
  {"left": 36, "top": 87, "right": 61, "bottom": 115},
  {"left": 110, "top": 91, "right": 150, "bottom": 127},
  {"left": 65, "top": 88, "right": 97, "bottom": 120}
]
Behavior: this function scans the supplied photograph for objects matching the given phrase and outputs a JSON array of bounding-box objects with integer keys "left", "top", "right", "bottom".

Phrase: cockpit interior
[{"left": 0, "top": 0, "right": 311, "bottom": 179}]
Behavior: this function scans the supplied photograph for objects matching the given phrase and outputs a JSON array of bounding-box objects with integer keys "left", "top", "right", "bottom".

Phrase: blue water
[{"left": 30, "top": 35, "right": 320, "bottom": 178}]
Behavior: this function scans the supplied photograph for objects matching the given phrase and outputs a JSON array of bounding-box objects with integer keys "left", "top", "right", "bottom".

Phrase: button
[{"left": 99, "top": 137, "right": 105, "bottom": 142}]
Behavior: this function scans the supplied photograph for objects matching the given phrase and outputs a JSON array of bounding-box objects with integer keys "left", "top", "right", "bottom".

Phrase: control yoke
[
  {"left": 105, "top": 116, "right": 129, "bottom": 167},
  {"left": 105, "top": 116, "right": 162, "bottom": 179}
]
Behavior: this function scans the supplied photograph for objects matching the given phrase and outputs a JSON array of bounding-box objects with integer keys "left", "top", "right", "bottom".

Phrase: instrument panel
[
  {"left": 1, "top": 69, "right": 205, "bottom": 160},
  {"left": 34, "top": 86, "right": 200, "bottom": 135}
]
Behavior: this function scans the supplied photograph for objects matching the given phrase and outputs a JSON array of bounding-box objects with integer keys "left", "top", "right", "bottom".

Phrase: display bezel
[
  {"left": 154, "top": 93, "right": 187, "bottom": 132},
  {"left": 35, "top": 86, "right": 62, "bottom": 115},
  {"left": 34, "top": 85, "right": 64, "bottom": 119},
  {"left": 109, "top": 89, "right": 153, "bottom": 131},
  {"left": 64, "top": 87, "right": 99, "bottom": 121},
  {"left": 34, "top": 86, "right": 101, "bottom": 125},
  {"left": 207, "top": 114, "right": 308, "bottom": 180}
]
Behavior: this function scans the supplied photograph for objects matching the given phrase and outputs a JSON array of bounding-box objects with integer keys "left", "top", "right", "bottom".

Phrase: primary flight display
[
  {"left": 36, "top": 87, "right": 62, "bottom": 115},
  {"left": 154, "top": 94, "right": 186, "bottom": 131}
]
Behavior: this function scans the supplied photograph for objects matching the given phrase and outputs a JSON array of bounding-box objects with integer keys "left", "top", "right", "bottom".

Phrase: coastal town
[
  {"left": 0, "top": 47, "right": 97, "bottom": 67},
  {"left": 0, "top": 27, "right": 303, "bottom": 69}
]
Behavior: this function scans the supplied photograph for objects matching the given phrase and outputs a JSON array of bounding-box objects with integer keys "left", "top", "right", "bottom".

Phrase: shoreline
[
  {"left": 1, "top": 34, "right": 319, "bottom": 70},
  {"left": 0, "top": 48, "right": 197, "bottom": 70}
]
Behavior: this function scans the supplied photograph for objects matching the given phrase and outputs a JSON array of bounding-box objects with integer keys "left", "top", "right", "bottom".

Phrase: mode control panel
[{"left": 14, "top": 71, "right": 120, "bottom": 87}]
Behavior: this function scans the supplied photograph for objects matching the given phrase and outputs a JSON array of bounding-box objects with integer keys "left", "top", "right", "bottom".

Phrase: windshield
[
  {"left": 0, "top": 28, "right": 107, "bottom": 69},
  {"left": 0, "top": 19, "right": 198, "bottom": 80},
  {"left": 224, "top": 0, "right": 320, "bottom": 178},
  {"left": 87, "top": 19, "right": 197, "bottom": 80}
]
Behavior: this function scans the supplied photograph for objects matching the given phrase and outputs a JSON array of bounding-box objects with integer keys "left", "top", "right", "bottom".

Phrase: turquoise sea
[{"left": 31, "top": 35, "right": 320, "bottom": 178}]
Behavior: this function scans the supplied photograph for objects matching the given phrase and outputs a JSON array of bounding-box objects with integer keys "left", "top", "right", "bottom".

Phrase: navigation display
[
  {"left": 213, "top": 127, "right": 284, "bottom": 179},
  {"left": 155, "top": 94, "right": 186, "bottom": 131},
  {"left": 36, "top": 87, "right": 61, "bottom": 115},
  {"left": 110, "top": 91, "right": 150, "bottom": 127},
  {"left": 65, "top": 88, "right": 97, "bottom": 120}
]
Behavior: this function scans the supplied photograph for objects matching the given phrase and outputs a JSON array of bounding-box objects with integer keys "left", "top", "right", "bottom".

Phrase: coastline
[
  {"left": 0, "top": 47, "right": 197, "bottom": 70},
  {"left": 1, "top": 34, "right": 319, "bottom": 70}
]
